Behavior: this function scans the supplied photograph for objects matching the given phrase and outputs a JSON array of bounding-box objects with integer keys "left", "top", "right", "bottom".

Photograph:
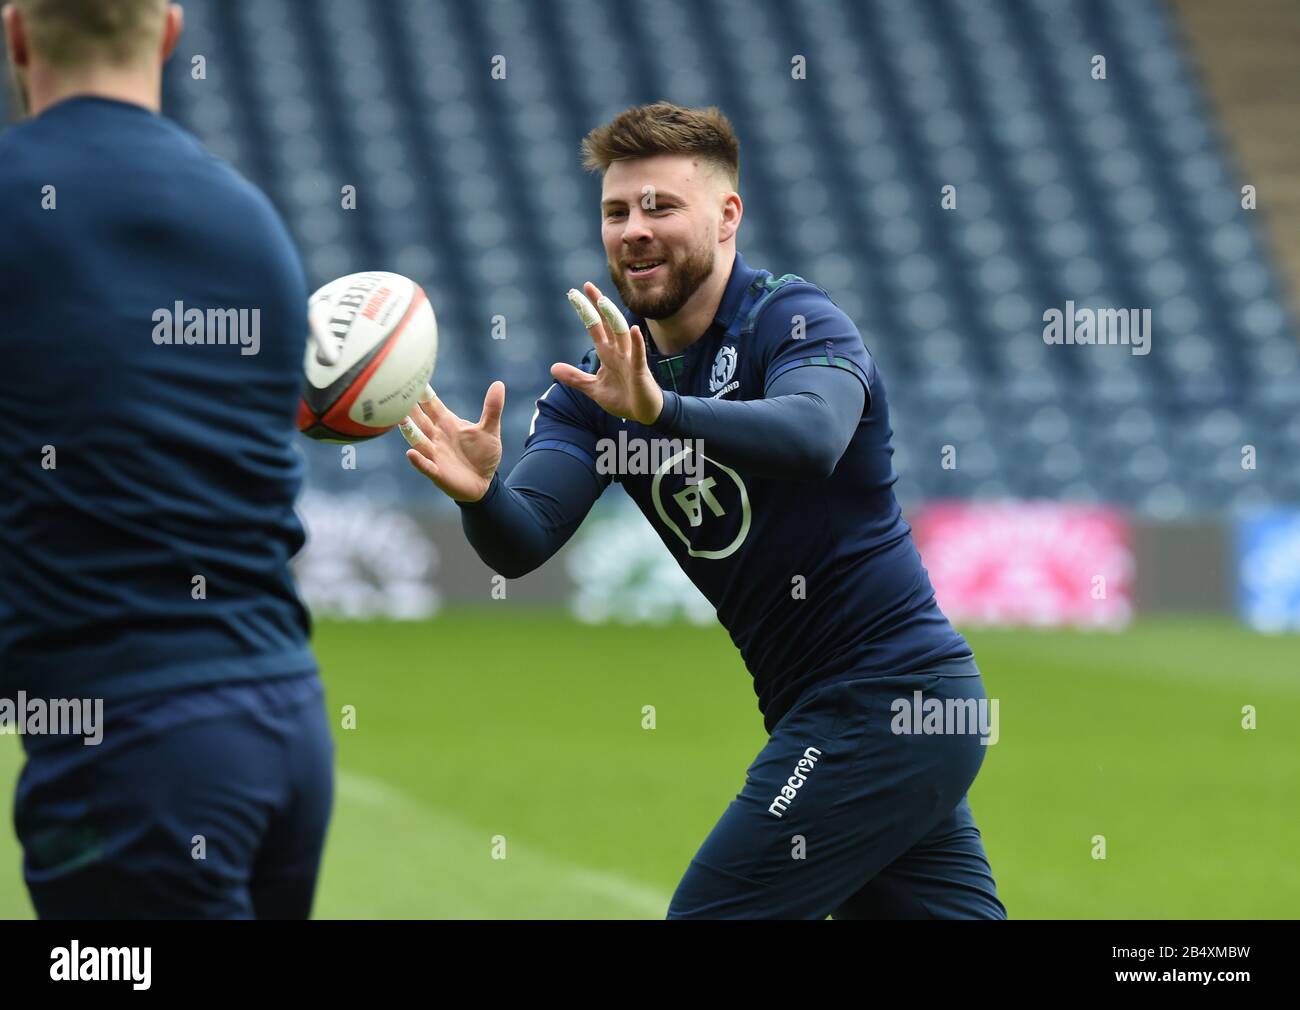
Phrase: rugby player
[
  {"left": 402, "top": 101, "right": 1005, "bottom": 919},
  {"left": 0, "top": 0, "right": 331, "bottom": 918}
]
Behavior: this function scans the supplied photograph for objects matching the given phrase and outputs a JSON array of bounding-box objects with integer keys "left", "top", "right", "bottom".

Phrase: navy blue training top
[
  {"left": 472, "top": 252, "right": 972, "bottom": 730},
  {"left": 0, "top": 97, "right": 315, "bottom": 702}
]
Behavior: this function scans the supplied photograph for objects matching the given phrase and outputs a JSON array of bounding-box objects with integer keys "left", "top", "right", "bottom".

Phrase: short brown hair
[
  {"left": 581, "top": 101, "right": 740, "bottom": 190},
  {"left": 11, "top": 0, "right": 168, "bottom": 68}
]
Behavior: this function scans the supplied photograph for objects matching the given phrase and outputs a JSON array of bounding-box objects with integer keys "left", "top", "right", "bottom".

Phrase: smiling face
[{"left": 600, "top": 154, "right": 736, "bottom": 321}]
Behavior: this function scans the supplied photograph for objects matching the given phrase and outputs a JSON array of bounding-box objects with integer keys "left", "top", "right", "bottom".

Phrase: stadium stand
[{"left": 57, "top": 0, "right": 1300, "bottom": 513}]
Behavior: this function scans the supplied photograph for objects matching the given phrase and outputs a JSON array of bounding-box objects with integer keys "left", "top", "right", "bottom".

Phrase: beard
[{"left": 608, "top": 236, "right": 715, "bottom": 321}]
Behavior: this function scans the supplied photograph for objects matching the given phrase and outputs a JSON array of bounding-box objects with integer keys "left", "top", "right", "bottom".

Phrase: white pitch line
[{"left": 336, "top": 768, "right": 671, "bottom": 918}]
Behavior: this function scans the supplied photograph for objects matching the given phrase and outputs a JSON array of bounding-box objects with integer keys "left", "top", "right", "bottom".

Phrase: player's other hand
[
  {"left": 400, "top": 383, "right": 504, "bottom": 503},
  {"left": 553, "top": 282, "right": 664, "bottom": 426}
]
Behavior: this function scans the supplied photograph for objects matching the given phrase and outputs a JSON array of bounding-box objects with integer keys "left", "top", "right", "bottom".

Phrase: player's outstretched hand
[
  {"left": 400, "top": 382, "right": 504, "bottom": 503},
  {"left": 552, "top": 282, "right": 664, "bottom": 426}
]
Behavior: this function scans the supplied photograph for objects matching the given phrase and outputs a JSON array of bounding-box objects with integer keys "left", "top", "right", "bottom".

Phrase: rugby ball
[{"left": 297, "top": 271, "right": 437, "bottom": 443}]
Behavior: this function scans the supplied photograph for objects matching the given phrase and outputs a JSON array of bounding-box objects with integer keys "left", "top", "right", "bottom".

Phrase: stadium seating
[{"left": 154, "top": 0, "right": 1299, "bottom": 515}]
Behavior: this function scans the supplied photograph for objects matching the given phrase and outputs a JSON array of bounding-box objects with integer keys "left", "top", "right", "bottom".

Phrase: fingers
[
  {"left": 416, "top": 385, "right": 450, "bottom": 425},
  {"left": 584, "top": 283, "right": 622, "bottom": 349},
  {"left": 400, "top": 409, "right": 441, "bottom": 483},
  {"left": 478, "top": 380, "right": 505, "bottom": 435},
  {"left": 596, "top": 296, "right": 631, "bottom": 350},
  {"left": 399, "top": 386, "right": 438, "bottom": 445},
  {"left": 404, "top": 447, "right": 439, "bottom": 481},
  {"left": 567, "top": 287, "right": 608, "bottom": 352},
  {"left": 397, "top": 416, "right": 425, "bottom": 446},
  {"left": 570, "top": 284, "right": 635, "bottom": 362},
  {"left": 568, "top": 287, "right": 601, "bottom": 328},
  {"left": 630, "top": 324, "right": 649, "bottom": 371},
  {"left": 403, "top": 380, "right": 438, "bottom": 456},
  {"left": 551, "top": 361, "right": 599, "bottom": 391},
  {"left": 406, "top": 383, "right": 503, "bottom": 441},
  {"left": 401, "top": 400, "right": 440, "bottom": 463},
  {"left": 307, "top": 300, "right": 340, "bottom": 366}
]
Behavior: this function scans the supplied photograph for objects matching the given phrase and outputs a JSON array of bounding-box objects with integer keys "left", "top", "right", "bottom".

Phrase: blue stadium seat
[{"left": 150, "top": 0, "right": 1298, "bottom": 514}]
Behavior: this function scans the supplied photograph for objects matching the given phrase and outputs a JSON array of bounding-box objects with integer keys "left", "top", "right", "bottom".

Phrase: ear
[
  {"left": 718, "top": 190, "right": 743, "bottom": 244},
  {"left": 3, "top": 4, "right": 30, "bottom": 70},
  {"left": 160, "top": 4, "right": 183, "bottom": 62}
]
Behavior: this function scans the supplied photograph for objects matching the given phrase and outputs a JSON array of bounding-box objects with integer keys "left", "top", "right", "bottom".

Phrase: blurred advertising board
[
  {"left": 1236, "top": 511, "right": 1300, "bottom": 633},
  {"left": 911, "top": 502, "right": 1135, "bottom": 628}
]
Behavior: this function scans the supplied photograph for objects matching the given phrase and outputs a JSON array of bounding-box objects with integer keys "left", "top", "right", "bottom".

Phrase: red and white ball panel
[{"left": 297, "top": 271, "right": 438, "bottom": 443}]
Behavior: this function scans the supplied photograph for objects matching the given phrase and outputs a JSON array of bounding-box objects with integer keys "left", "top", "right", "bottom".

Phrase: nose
[{"left": 621, "top": 208, "right": 654, "bottom": 245}]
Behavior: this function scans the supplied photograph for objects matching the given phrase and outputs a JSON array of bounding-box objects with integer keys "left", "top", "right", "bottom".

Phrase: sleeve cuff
[{"left": 649, "top": 390, "right": 683, "bottom": 434}]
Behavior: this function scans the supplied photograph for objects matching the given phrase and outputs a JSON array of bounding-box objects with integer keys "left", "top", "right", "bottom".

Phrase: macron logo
[
  {"left": 50, "top": 942, "right": 151, "bottom": 990},
  {"left": 767, "top": 746, "right": 822, "bottom": 818}
]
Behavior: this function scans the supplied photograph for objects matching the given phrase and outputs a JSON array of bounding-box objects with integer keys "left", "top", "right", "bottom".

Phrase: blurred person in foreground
[{"left": 0, "top": 0, "right": 331, "bottom": 919}]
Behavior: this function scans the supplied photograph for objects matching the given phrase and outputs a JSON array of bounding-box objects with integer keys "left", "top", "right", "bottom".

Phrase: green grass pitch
[{"left": 1, "top": 613, "right": 1296, "bottom": 918}]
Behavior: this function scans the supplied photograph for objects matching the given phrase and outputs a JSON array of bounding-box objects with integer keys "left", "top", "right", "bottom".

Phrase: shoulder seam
[{"left": 741, "top": 275, "right": 832, "bottom": 336}]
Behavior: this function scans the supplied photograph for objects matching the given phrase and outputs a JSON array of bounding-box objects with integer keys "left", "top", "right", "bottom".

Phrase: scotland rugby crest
[{"left": 709, "top": 344, "right": 738, "bottom": 394}]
